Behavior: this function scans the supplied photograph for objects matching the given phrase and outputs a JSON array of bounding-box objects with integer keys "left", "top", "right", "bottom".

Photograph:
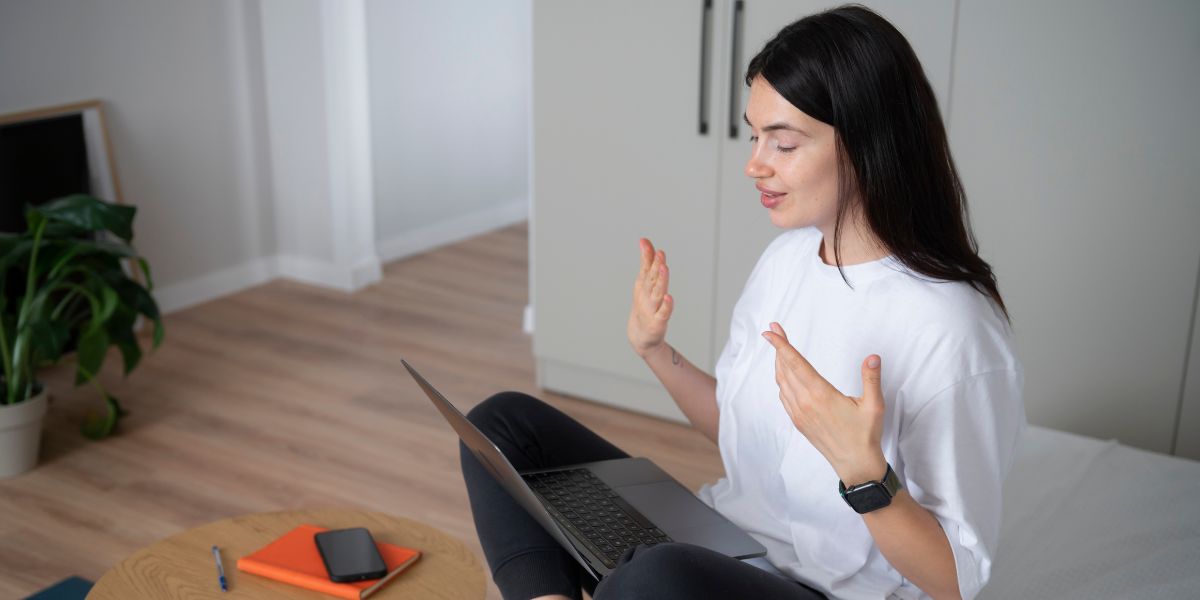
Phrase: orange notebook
[{"left": 237, "top": 524, "right": 421, "bottom": 599}]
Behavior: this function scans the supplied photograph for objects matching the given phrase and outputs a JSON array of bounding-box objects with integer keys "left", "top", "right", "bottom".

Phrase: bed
[{"left": 979, "top": 425, "right": 1200, "bottom": 599}]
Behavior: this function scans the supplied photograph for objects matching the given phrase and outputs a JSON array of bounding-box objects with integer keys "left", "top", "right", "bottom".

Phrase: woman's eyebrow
[{"left": 743, "top": 112, "right": 810, "bottom": 136}]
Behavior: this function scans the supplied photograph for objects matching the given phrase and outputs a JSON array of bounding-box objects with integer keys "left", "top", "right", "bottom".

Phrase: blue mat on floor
[{"left": 24, "top": 577, "right": 93, "bottom": 600}]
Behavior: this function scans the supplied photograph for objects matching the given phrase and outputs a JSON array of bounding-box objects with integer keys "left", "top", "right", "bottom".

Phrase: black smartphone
[{"left": 314, "top": 527, "right": 388, "bottom": 582}]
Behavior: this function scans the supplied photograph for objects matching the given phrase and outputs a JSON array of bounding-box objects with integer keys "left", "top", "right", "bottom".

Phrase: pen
[{"left": 212, "top": 545, "right": 228, "bottom": 592}]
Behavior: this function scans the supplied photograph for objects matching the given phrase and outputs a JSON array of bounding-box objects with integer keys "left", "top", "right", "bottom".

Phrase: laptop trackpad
[{"left": 617, "top": 481, "right": 726, "bottom": 532}]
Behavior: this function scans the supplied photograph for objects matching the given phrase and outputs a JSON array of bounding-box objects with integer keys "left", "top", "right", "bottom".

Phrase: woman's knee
[
  {"left": 459, "top": 394, "right": 538, "bottom": 486},
  {"left": 594, "top": 543, "right": 710, "bottom": 599},
  {"left": 465, "top": 390, "right": 548, "bottom": 427}
]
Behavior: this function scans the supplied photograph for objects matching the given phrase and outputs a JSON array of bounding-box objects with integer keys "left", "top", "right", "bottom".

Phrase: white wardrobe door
[
  {"left": 532, "top": 1, "right": 724, "bottom": 401},
  {"left": 949, "top": 0, "right": 1200, "bottom": 453},
  {"left": 712, "top": 1, "right": 958, "bottom": 367}
]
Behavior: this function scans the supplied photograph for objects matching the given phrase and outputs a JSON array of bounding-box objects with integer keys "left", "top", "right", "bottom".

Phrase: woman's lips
[
  {"left": 760, "top": 191, "right": 785, "bottom": 209},
  {"left": 756, "top": 184, "right": 784, "bottom": 208}
]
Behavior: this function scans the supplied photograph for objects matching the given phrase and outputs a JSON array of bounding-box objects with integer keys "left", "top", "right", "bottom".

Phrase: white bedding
[{"left": 979, "top": 425, "right": 1200, "bottom": 599}]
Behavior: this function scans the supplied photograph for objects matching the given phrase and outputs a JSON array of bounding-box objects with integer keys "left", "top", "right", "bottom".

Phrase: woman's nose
[{"left": 745, "top": 153, "right": 772, "bottom": 179}]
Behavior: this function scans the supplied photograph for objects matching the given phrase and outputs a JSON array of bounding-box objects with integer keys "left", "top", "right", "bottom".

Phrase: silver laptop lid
[{"left": 400, "top": 359, "right": 600, "bottom": 577}]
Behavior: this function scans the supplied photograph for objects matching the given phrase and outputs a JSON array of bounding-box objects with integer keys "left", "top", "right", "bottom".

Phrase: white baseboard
[
  {"left": 350, "top": 256, "right": 383, "bottom": 289},
  {"left": 377, "top": 199, "right": 528, "bottom": 263},
  {"left": 155, "top": 257, "right": 278, "bottom": 314},
  {"left": 154, "top": 201, "right": 523, "bottom": 314},
  {"left": 157, "top": 253, "right": 382, "bottom": 314},
  {"left": 276, "top": 254, "right": 382, "bottom": 292}
]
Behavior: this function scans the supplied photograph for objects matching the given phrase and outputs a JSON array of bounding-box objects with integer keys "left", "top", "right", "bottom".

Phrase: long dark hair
[{"left": 746, "top": 4, "right": 1008, "bottom": 320}]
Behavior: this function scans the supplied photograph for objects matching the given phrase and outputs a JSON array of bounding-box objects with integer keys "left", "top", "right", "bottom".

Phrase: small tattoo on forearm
[{"left": 671, "top": 348, "right": 681, "bottom": 366}]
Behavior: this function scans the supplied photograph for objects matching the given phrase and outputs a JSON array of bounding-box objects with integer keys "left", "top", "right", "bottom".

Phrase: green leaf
[
  {"left": 105, "top": 307, "right": 142, "bottom": 374},
  {"left": 78, "top": 238, "right": 137, "bottom": 259},
  {"left": 119, "top": 279, "right": 162, "bottom": 322},
  {"left": 40, "top": 221, "right": 91, "bottom": 239},
  {"left": 0, "top": 236, "right": 33, "bottom": 274},
  {"left": 33, "top": 194, "right": 136, "bottom": 242},
  {"left": 23, "top": 209, "right": 47, "bottom": 235},
  {"left": 98, "top": 278, "right": 163, "bottom": 348},
  {"left": 32, "top": 243, "right": 79, "bottom": 281},
  {"left": 98, "top": 286, "right": 119, "bottom": 323},
  {"left": 75, "top": 325, "right": 109, "bottom": 386},
  {"left": 28, "top": 319, "right": 70, "bottom": 363},
  {"left": 137, "top": 258, "right": 154, "bottom": 291},
  {"left": 37, "top": 239, "right": 137, "bottom": 282},
  {"left": 81, "top": 394, "right": 126, "bottom": 439},
  {"left": 114, "top": 335, "right": 143, "bottom": 375}
]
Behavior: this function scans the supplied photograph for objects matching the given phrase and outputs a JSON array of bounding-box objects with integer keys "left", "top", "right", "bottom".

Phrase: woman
[{"left": 462, "top": 5, "right": 1024, "bottom": 599}]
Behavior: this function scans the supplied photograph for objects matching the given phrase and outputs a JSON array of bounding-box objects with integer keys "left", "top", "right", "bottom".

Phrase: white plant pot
[{"left": 0, "top": 386, "right": 48, "bottom": 478}]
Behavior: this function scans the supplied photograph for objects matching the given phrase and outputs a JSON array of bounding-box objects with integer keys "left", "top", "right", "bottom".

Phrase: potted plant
[{"left": 0, "top": 194, "right": 163, "bottom": 477}]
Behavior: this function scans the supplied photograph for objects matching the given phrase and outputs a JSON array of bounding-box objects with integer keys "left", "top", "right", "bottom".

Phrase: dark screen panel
[{"left": 0, "top": 113, "right": 92, "bottom": 233}]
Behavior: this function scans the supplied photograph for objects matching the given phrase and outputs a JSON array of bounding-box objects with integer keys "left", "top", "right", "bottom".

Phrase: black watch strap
[{"left": 838, "top": 463, "right": 902, "bottom": 514}]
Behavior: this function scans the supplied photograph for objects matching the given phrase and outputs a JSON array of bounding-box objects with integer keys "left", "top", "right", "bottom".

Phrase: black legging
[{"left": 460, "top": 391, "right": 828, "bottom": 599}]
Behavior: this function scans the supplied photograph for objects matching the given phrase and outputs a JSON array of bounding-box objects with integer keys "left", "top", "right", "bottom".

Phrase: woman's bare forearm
[
  {"left": 642, "top": 342, "right": 719, "bottom": 444},
  {"left": 863, "top": 490, "right": 962, "bottom": 599}
]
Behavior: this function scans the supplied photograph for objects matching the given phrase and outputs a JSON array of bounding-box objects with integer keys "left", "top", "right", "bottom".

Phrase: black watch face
[{"left": 847, "top": 484, "right": 892, "bottom": 513}]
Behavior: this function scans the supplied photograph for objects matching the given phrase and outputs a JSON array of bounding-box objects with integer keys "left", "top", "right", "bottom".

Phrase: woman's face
[{"left": 743, "top": 75, "right": 844, "bottom": 231}]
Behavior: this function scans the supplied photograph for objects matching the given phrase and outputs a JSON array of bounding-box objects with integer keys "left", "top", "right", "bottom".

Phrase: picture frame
[
  {"left": 0, "top": 99, "right": 141, "bottom": 285},
  {"left": 0, "top": 98, "right": 125, "bottom": 222}
]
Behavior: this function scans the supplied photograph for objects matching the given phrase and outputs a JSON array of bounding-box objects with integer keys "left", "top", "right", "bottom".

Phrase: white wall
[
  {"left": 0, "top": 0, "right": 531, "bottom": 312},
  {"left": 366, "top": 0, "right": 531, "bottom": 261},
  {"left": 0, "top": 0, "right": 275, "bottom": 300}
]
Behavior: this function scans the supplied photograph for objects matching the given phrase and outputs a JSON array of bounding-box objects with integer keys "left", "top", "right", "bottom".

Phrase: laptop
[{"left": 401, "top": 359, "right": 767, "bottom": 579}]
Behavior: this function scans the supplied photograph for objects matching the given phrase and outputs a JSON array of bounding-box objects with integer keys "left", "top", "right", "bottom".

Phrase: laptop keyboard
[{"left": 525, "top": 468, "right": 672, "bottom": 568}]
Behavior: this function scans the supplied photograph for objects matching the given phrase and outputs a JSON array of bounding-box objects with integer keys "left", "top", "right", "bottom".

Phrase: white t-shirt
[{"left": 696, "top": 227, "right": 1026, "bottom": 600}]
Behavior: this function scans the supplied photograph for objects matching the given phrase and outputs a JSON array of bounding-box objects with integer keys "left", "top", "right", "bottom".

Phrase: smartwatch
[{"left": 839, "top": 463, "right": 903, "bottom": 514}]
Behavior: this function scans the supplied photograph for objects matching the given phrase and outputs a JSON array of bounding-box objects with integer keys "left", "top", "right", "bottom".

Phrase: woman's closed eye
[{"left": 748, "top": 135, "right": 796, "bottom": 153}]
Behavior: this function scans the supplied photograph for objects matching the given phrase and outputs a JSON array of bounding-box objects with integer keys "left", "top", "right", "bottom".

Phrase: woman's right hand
[{"left": 627, "top": 238, "right": 674, "bottom": 359}]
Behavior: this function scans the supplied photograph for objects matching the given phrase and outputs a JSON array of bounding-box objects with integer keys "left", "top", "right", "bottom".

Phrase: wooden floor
[{"left": 0, "top": 222, "right": 725, "bottom": 599}]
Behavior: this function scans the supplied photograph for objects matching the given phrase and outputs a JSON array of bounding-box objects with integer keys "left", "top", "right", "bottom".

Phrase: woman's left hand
[{"left": 762, "top": 321, "right": 888, "bottom": 486}]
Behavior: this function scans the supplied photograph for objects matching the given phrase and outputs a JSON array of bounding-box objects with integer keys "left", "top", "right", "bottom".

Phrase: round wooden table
[{"left": 88, "top": 508, "right": 486, "bottom": 599}]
